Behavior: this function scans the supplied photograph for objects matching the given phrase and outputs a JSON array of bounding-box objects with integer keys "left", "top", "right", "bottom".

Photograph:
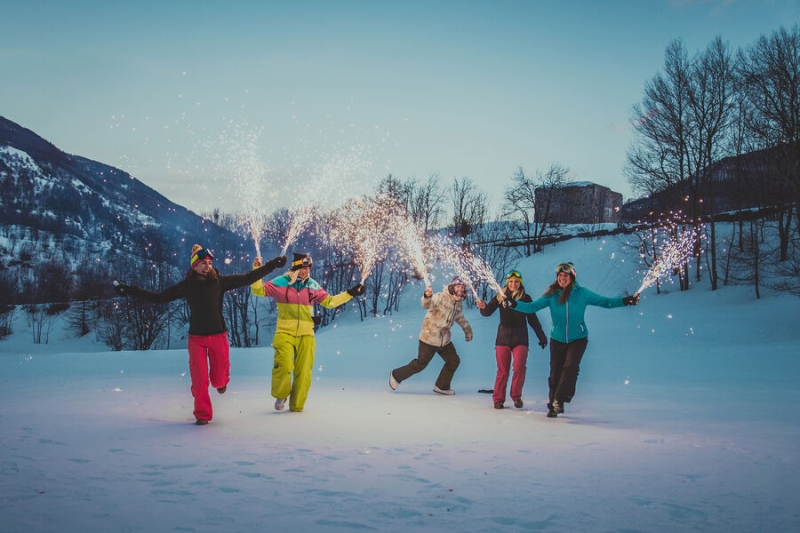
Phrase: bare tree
[
  {"left": 0, "top": 271, "right": 15, "bottom": 339},
  {"left": 686, "top": 36, "right": 737, "bottom": 289},
  {"left": 407, "top": 173, "right": 447, "bottom": 233},
  {"left": 503, "top": 166, "right": 537, "bottom": 256},
  {"left": 626, "top": 39, "right": 693, "bottom": 203},
  {"left": 532, "top": 163, "right": 571, "bottom": 252},
  {"left": 738, "top": 24, "right": 800, "bottom": 262},
  {"left": 450, "top": 177, "right": 488, "bottom": 248},
  {"left": 627, "top": 37, "right": 737, "bottom": 291}
]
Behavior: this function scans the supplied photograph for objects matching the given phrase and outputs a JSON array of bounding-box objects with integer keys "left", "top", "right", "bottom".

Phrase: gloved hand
[
  {"left": 113, "top": 283, "right": 132, "bottom": 296},
  {"left": 265, "top": 255, "right": 287, "bottom": 270},
  {"left": 347, "top": 283, "right": 365, "bottom": 297},
  {"left": 538, "top": 339, "right": 548, "bottom": 349},
  {"left": 622, "top": 294, "right": 640, "bottom": 306},
  {"left": 502, "top": 299, "right": 517, "bottom": 309}
]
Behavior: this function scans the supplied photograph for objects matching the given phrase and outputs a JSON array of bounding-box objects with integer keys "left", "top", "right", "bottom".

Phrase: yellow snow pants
[{"left": 271, "top": 332, "right": 316, "bottom": 412}]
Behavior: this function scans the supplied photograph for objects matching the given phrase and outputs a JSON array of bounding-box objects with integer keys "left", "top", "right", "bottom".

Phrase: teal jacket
[{"left": 513, "top": 282, "right": 625, "bottom": 343}]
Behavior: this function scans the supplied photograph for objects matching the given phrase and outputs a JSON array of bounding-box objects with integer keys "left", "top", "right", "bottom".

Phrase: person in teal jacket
[{"left": 505, "top": 262, "right": 639, "bottom": 418}]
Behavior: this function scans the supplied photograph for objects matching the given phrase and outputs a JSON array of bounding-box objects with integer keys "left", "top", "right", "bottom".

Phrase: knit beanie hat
[
  {"left": 190, "top": 244, "right": 214, "bottom": 269},
  {"left": 291, "top": 252, "right": 313, "bottom": 271}
]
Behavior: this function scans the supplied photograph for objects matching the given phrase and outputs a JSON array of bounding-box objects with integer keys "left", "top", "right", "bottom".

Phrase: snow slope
[{"left": 1, "top": 234, "right": 799, "bottom": 533}]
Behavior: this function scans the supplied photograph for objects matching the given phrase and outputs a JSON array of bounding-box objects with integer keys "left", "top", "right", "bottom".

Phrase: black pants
[
  {"left": 392, "top": 340, "right": 461, "bottom": 390},
  {"left": 548, "top": 337, "right": 588, "bottom": 406}
]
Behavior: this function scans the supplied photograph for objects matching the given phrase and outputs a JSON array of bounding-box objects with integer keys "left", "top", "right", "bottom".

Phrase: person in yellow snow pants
[{"left": 252, "top": 252, "right": 365, "bottom": 412}]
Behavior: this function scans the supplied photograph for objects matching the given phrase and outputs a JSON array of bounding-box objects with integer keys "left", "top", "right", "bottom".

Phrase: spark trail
[
  {"left": 636, "top": 222, "right": 701, "bottom": 296},
  {"left": 329, "top": 197, "right": 390, "bottom": 283},
  {"left": 280, "top": 205, "right": 316, "bottom": 256},
  {"left": 395, "top": 214, "right": 430, "bottom": 288}
]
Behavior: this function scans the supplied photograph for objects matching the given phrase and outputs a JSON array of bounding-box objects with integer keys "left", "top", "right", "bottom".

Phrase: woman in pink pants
[
  {"left": 477, "top": 270, "right": 547, "bottom": 409},
  {"left": 114, "top": 244, "right": 285, "bottom": 425}
]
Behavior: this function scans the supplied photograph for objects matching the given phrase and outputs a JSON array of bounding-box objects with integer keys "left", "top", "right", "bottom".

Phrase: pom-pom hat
[{"left": 190, "top": 244, "right": 214, "bottom": 269}]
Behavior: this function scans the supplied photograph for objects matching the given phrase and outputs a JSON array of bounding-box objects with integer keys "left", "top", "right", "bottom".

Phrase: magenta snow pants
[
  {"left": 493, "top": 345, "right": 529, "bottom": 405},
  {"left": 188, "top": 332, "right": 230, "bottom": 422}
]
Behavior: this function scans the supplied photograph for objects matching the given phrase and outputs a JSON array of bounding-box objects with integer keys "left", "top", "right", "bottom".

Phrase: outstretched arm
[
  {"left": 113, "top": 281, "right": 184, "bottom": 303},
  {"left": 224, "top": 255, "right": 287, "bottom": 291}
]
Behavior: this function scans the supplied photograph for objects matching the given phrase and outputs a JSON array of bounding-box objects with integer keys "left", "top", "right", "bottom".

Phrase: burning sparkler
[
  {"left": 635, "top": 219, "right": 702, "bottom": 296},
  {"left": 280, "top": 205, "right": 316, "bottom": 256}
]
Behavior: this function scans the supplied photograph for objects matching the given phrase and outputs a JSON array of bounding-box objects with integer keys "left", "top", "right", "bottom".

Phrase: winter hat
[
  {"left": 190, "top": 244, "right": 214, "bottom": 269},
  {"left": 506, "top": 270, "right": 523, "bottom": 283},
  {"left": 448, "top": 276, "right": 466, "bottom": 295},
  {"left": 291, "top": 252, "right": 313, "bottom": 271},
  {"left": 555, "top": 262, "right": 576, "bottom": 280}
]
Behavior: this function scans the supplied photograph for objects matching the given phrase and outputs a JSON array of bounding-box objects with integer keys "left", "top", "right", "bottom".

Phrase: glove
[
  {"left": 539, "top": 339, "right": 548, "bottom": 349},
  {"left": 265, "top": 255, "right": 287, "bottom": 270},
  {"left": 622, "top": 294, "right": 640, "bottom": 306},
  {"left": 501, "top": 299, "right": 517, "bottom": 309},
  {"left": 347, "top": 283, "right": 365, "bottom": 297},
  {"left": 113, "top": 283, "right": 132, "bottom": 296}
]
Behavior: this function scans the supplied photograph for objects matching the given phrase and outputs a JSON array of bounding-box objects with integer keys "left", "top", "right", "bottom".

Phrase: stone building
[{"left": 535, "top": 181, "right": 623, "bottom": 224}]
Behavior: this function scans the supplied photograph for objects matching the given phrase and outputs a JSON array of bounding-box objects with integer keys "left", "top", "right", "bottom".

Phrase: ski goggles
[
  {"left": 555, "top": 263, "right": 576, "bottom": 276},
  {"left": 191, "top": 248, "right": 215, "bottom": 267},
  {"left": 506, "top": 270, "right": 523, "bottom": 281},
  {"left": 292, "top": 254, "right": 313, "bottom": 269}
]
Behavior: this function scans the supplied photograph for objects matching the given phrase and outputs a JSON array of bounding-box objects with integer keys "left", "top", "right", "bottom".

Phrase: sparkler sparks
[
  {"left": 636, "top": 220, "right": 702, "bottom": 296},
  {"left": 394, "top": 213, "right": 430, "bottom": 287},
  {"left": 280, "top": 205, "right": 316, "bottom": 256},
  {"left": 329, "top": 197, "right": 391, "bottom": 283}
]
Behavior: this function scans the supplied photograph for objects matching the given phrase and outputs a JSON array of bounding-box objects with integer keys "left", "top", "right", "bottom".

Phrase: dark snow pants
[
  {"left": 548, "top": 337, "right": 588, "bottom": 406},
  {"left": 392, "top": 340, "right": 461, "bottom": 390}
]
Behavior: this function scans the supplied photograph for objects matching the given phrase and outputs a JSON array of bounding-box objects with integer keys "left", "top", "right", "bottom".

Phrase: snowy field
[{"left": 1, "top": 235, "right": 799, "bottom": 533}]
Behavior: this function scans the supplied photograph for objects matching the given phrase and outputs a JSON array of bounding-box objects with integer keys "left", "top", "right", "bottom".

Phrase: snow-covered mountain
[{"left": 0, "top": 116, "right": 250, "bottom": 301}]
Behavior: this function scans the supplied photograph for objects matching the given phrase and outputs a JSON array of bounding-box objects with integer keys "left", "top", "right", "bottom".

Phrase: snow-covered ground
[{"left": 2, "top": 234, "right": 799, "bottom": 533}]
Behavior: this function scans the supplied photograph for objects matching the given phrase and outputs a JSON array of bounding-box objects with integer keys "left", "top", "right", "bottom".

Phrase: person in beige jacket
[{"left": 389, "top": 278, "right": 473, "bottom": 395}]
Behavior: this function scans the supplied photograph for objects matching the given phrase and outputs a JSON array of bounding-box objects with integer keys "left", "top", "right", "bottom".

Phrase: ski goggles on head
[
  {"left": 506, "top": 270, "right": 522, "bottom": 281},
  {"left": 555, "top": 263, "right": 576, "bottom": 276},
  {"left": 292, "top": 255, "right": 313, "bottom": 269},
  {"left": 191, "top": 248, "right": 215, "bottom": 267}
]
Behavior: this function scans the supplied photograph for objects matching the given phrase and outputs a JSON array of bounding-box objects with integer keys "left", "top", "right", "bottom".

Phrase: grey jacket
[{"left": 418, "top": 288, "right": 473, "bottom": 347}]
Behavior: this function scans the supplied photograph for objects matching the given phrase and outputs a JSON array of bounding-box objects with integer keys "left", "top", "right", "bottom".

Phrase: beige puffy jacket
[{"left": 418, "top": 288, "right": 473, "bottom": 347}]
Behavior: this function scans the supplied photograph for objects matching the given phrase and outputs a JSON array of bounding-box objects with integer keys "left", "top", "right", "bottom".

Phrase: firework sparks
[
  {"left": 394, "top": 214, "right": 430, "bottom": 287},
  {"left": 329, "top": 197, "right": 391, "bottom": 283},
  {"left": 636, "top": 223, "right": 701, "bottom": 296},
  {"left": 280, "top": 205, "right": 316, "bottom": 256},
  {"left": 212, "top": 121, "right": 272, "bottom": 257}
]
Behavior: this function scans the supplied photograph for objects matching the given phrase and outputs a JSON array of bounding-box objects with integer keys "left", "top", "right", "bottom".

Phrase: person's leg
[
  {"left": 271, "top": 333, "right": 298, "bottom": 401},
  {"left": 554, "top": 338, "right": 588, "bottom": 405},
  {"left": 548, "top": 339, "right": 568, "bottom": 408},
  {"left": 188, "top": 335, "right": 212, "bottom": 422},
  {"left": 392, "top": 341, "right": 436, "bottom": 383},
  {"left": 434, "top": 342, "right": 461, "bottom": 390},
  {"left": 509, "top": 345, "right": 529, "bottom": 404},
  {"left": 207, "top": 332, "right": 230, "bottom": 391},
  {"left": 288, "top": 335, "right": 316, "bottom": 412},
  {"left": 493, "top": 345, "right": 512, "bottom": 405}
]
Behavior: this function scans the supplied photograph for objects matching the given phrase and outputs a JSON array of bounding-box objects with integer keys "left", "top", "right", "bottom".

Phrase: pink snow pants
[
  {"left": 493, "top": 345, "right": 529, "bottom": 404},
  {"left": 188, "top": 332, "right": 230, "bottom": 422}
]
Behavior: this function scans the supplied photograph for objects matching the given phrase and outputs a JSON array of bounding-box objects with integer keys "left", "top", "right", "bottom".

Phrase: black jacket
[
  {"left": 126, "top": 263, "right": 276, "bottom": 336},
  {"left": 480, "top": 291, "right": 547, "bottom": 347}
]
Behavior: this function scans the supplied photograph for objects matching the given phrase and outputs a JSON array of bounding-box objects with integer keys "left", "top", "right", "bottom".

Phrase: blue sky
[{"left": 2, "top": 0, "right": 797, "bottom": 215}]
